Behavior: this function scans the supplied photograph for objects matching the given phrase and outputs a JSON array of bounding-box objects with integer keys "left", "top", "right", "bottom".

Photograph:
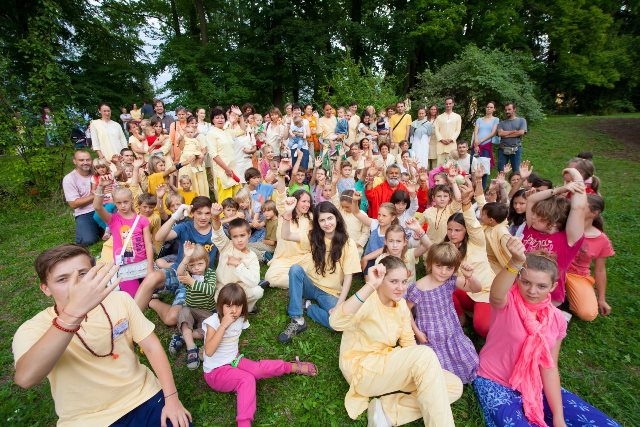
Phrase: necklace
[
  {"left": 55, "top": 303, "right": 118, "bottom": 360},
  {"left": 434, "top": 208, "right": 446, "bottom": 230}
]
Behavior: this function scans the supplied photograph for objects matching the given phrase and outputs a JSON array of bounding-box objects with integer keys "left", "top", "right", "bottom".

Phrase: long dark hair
[
  {"left": 508, "top": 189, "right": 526, "bottom": 227},
  {"left": 587, "top": 194, "right": 605, "bottom": 231},
  {"left": 310, "top": 201, "right": 348, "bottom": 276},
  {"left": 291, "top": 189, "right": 313, "bottom": 225},
  {"left": 443, "top": 212, "right": 469, "bottom": 259}
]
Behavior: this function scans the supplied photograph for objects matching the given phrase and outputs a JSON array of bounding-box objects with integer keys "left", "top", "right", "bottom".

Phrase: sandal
[
  {"left": 292, "top": 356, "right": 317, "bottom": 376},
  {"left": 186, "top": 347, "right": 200, "bottom": 370}
]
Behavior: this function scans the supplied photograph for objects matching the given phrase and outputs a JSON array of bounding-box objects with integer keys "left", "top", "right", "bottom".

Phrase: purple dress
[{"left": 406, "top": 276, "right": 479, "bottom": 383}]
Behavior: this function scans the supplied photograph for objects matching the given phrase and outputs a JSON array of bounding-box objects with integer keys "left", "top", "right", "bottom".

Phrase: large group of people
[{"left": 13, "top": 97, "right": 619, "bottom": 427}]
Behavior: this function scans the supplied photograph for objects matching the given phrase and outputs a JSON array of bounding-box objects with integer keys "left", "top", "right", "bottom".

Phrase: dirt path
[{"left": 590, "top": 118, "right": 640, "bottom": 161}]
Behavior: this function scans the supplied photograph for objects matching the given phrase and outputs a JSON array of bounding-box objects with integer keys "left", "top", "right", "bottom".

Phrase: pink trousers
[{"left": 204, "top": 357, "right": 291, "bottom": 426}]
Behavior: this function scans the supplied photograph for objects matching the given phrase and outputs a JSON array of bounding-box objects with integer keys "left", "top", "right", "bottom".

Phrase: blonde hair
[
  {"left": 179, "top": 174, "right": 192, "bottom": 183},
  {"left": 149, "top": 156, "right": 166, "bottom": 173},
  {"left": 165, "top": 192, "right": 185, "bottom": 210},
  {"left": 92, "top": 158, "right": 109, "bottom": 173},
  {"left": 188, "top": 244, "right": 210, "bottom": 266},
  {"left": 112, "top": 185, "right": 133, "bottom": 201},
  {"left": 234, "top": 188, "right": 252, "bottom": 205}
]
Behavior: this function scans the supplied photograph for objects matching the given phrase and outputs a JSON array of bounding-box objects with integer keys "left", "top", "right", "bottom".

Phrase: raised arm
[
  {"left": 155, "top": 204, "right": 189, "bottom": 242},
  {"left": 489, "top": 237, "right": 526, "bottom": 309},
  {"left": 351, "top": 191, "right": 373, "bottom": 227},
  {"left": 562, "top": 168, "right": 587, "bottom": 246},
  {"left": 281, "top": 197, "right": 301, "bottom": 242},
  {"left": 405, "top": 217, "right": 432, "bottom": 258},
  {"left": 454, "top": 262, "right": 482, "bottom": 293},
  {"left": 92, "top": 175, "right": 114, "bottom": 224}
]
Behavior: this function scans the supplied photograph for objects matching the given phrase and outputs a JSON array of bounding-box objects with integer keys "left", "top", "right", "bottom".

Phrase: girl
[
  {"left": 169, "top": 106, "right": 188, "bottom": 162},
  {"left": 522, "top": 167, "right": 587, "bottom": 306},
  {"left": 508, "top": 189, "right": 527, "bottom": 237},
  {"left": 258, "top": 144, "right": 274, "bottom": 179},
  {"left": 376, "top": 142, "right": 395, "bottom": 168},
  {"left": 566, "top": 194, "right": 614, "bottom": 321},
  {"left": 147, "top": 155, "right": 192, "bottom": 196},
  {"left": 93, "top": 176, "right": 154, "bottom": 298},
  {"left": 329, "top": 257, "right": 462, "bottom": 426},
  {"left": 203, "top": 284, "right": 317, "bottom": 427},
  {"left": 309, "top": 156, "right": 329, "bottom": 204},
  {"left": 375, "top": 220, "right": 431, "bottom": 283},
  {"left": 352, "top": 192, "right": 398, "bottom": 273},
  {"left": 91, "top": 158, "right": 115, "bottom": 239},
  {"left": 474, "top": 237, "right": 620, "bottom": 427},
  {"left": 390, "top": 183, "right": 418, "bottom": 231},
  {"left": 399, "top": 150, "right": 417, "bottom": 178},
  {"left": 447, "top": 180, "right": 496, "bottom": 336},
  {"left": 418, "top": 180, "right": 462, "bottom": 244},
  {"left": 180, "top": 125, "right": 209, "bottom": 197},
  {"left": 337, "top": 190, "right": 370, "bottom": 257},
  {"left": 303, "top": 104, "right": 319, "bottom": 156},
  {"left": 406, "top": 242, "right": 481, "bottom": 384},
  {"left": 426, "top": 104, "right": 439, "bottom": 169},
  {"left": 277, "top": 200, "right": 360, "bottom": 341},
  {"left": 567, "top": 157, "right": 600, "bottom": 194}
]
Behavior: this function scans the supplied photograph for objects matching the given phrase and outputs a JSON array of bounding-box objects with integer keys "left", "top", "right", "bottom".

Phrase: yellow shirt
[
  {"left": 206, "top": 127, "right": 237, "bottom": 189},
  {"left": 339, "top": 208, "right": 370, "bottom": 251},
  {"left": 318, "top": 116, "right": 336, "bottom": 141},
  {"left": 376, "top": 248, "right": 418, "bottom": 283},
  {"left": 434, "top": 112, "right": 462, "bottom": 155},
  {"left": 389, "top": 113, "right": 412, "bottom": 143},
  {"left": 459, "top": 207, "right": 496, "bottom": 302},
  {"left": 419, "top": 201, "right": 462, "bottom": 244},
  {"left": 12, "top": 292, "right": 160, "bottom": 427},
  {"left": 475, "top": 195, "right": 511, "bottom": 274},
  {"left": 329, "top": 292, "right": 416, "bottom": 418},
  {"left": 147, "top": 172, "right": 165, "bottom": 196},
  {"left": 178, "top": 189, "right": 196, "bottom": 205},
  {"left": 146, "top": 211, "right": 162, "bottom": 253},
  {"left": 298, "top": 233, "right": 361, "bottom": 296},
  {"left": 212, "top": 227, "right": 260, "bottom": 294}
]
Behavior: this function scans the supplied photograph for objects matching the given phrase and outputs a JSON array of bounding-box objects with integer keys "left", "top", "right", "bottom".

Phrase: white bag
[{"left": 111, "top": 215, "right": 148, "bottom": 284}]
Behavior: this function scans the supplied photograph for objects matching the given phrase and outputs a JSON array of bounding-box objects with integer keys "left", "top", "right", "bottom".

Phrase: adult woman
[
  {"left": 472, "top": 101, "right": 499, "bottom": 188},
  {"left": 169, "top": 106, "right": 188, "bottom": 162},
  {"left": 196, "top": 107, "right": 211, "bottom": 136},
  {"left": 317, "top": 101, "right": 337, "bottom": 150},
  {"left": 303, "top": 104, "right": 319, "bottom": 156},
  {"left": 91, "top": 103, "right": 128, "bottom": 165},
  {"left": 409, "top": 107, "right": 433, "bottom": 169},
  {"left": 474, "top": 238, "right": 619, "bottom": 427},
  {"left": 229, "top": 108, "right": 254, "bottom": 184},
  {"left": 446, "top": 179, "right": 496, "bottom": 337},
  {"left": 377, "top": 142, "right": 396, "bottom": 168},
  {"left": 329, "top": 257, "right": 463, "bottom": 426},
  {"left": 265, "top": 107, "right": 287, "bottom": 157},
  {"left": 357, "top": 113, "right": 379, "bottom": 144},
  {"left": 426, "top": 104, "right": 439, "bottom": 169},
  {"left": 207, "top": 107, "right": 241, "bottom": 201},
  {"left": 264, "top": 181, "right": 313, "bottom": 289},
  {"left": 130, "top": 103, "right": 142, "bottom": 122},
  {"left": 277, "top": 200, "right": 360, "bottom": 343}
]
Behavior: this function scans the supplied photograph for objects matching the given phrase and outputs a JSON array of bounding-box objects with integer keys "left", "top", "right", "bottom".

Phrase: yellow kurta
[
  {"left": 434, "top": 112, "right": 462, "bottom": 163},
  {"left": 459, "top": 207, "right": 496, "bottom": 302},
  {"left": 206, "top": 127, "right": 239, "bottom": 192},
  {"left": 329, "top": 292, "right": 462, "bottom": 426},
  {"left": 475, "top": 195, "right": 511, "bottom": 274},
  {"left": 339, "top": 207, "right": 370, "bottom": 256},
  {"left": 264, "top": 216, "right": 312, "bottom": 289},
  {"left": 419, "top": 200, "right": 462, "bottom": 244}
]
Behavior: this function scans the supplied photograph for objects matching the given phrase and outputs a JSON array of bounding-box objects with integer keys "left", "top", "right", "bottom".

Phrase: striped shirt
[{"left": 186, "top": 269, "right": 216, "bottom": 310}]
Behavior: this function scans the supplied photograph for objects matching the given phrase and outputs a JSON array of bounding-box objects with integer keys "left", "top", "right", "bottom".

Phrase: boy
[
  {"left": 174, "top": 242, "right": 216, "bottom": 370},
  {"left": 479, "top": 201, "right": 511, "bottom": 274},
  {"left": 248, "top": 199, "right": 278, "bottom": 263},
  {"left": 178, "top": 175, "right": 196, "bottom": 205},
  {"left": 138, "top": 192, "right": 162, "bottom": 254},
  {"left": 211, "top": 205, "right": 263, "bottom": 312},
  {"left": 334, "top": 107, "right": 348, "bottom": 141},
  {"left": 456, "top": 139, "right": 478, "bottom": 174},
  {"left": 220, "top": 197, "right": 241, "bottom": 237},
  {"left": 288, "top": 152, "right": 310, "bottom": 195},
  {"left": 12, "top": 244, "right": 191, "bottom": 426}
]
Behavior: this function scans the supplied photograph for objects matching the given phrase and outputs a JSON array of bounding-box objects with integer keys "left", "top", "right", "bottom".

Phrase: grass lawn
[{"left": 1, "top": 114, "right": 639, "bottom": 426}]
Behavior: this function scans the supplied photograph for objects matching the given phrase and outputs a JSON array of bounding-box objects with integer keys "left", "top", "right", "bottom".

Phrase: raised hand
[
  {"left": 503, "top": 163, "right": 512, "bottom": 175},
  {"left": 211, "top": 203, "right": 223, "bottom": 216},
  {"left": 98, "top": 174, "right": 114, "bottom": 187},
  {"left": 133, "top": 158, "right": 144, "bottom": 168},
  {"left": 156, "top": 184, "right": 167, "bottom": 199},
  {"left": 183, "top": 241, "right": 196, "bottom": 258},
  {"left": 565, "top": 180, "right": 586, "bottom": 194},
  {"left": 506, "top": 237, "right": 526, "bottom": 264},
  {"left": 460, "top": 262, "right": 474, "bottom": 279},
  {"left": 314, "top": 156, "right": 323, "bottom": 169},
  {"left": 279, "top": 157, "right": 292, "bottom": 174},
  {"left": 496, "top": 171, "right": 506, "bottom": 185},
  {"left": 64, "top": 262, "right": 121, "bottom": 317},
  {"left": 283, "top": 197, "right": 297, "bottom": 214},
  {"left": 460, "top": 180, "right": 474, "bottom": 205},
  {"left": 366, "top": 264, "right": 387, "bottom": 290},
  {"left": 520, "top": 160, "right": 532, "bottom": 179},
  {"left": 405, "top": 180, "right": 417, "bottom": 194},
  {"left": 352, "top": 190, "right": 362, "bottom": 204},
  {"left": 405, "top": 217, "right": 422, "bottom": 233},
  {"left": 111, "top": 154, "right": 122, "bottom": 165}
]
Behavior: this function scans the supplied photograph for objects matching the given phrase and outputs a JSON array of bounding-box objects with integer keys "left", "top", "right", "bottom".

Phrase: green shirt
[
  {"left": 185, "top": 268, "right": 216, "bottom": 310},
  {"left": 288, "top": 182, "right": 310, "bottom": 196}
]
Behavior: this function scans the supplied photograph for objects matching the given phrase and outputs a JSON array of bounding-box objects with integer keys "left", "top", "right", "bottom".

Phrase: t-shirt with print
[
  {"left": 109, "top": 214, "right": 150, "bottom": 265},
  {"left": 250, "top": 183, "right": 274, "bottom": 207},
  {"left": 170, "top": 219, "right": 216, "bottom": 269},
  {"left": 202, "top": 315, "right": 249, "bottom": 373},
  {"left": 521, "top": 225, "right": 583, "bottom": 302},
  {"left": 568, "top": 232, "right": 615, "bottom": 277}
]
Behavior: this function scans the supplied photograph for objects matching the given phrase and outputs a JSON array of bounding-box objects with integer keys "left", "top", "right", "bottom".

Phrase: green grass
[{"left": 1, "top": 114, "right": 639, "bottom": 426}]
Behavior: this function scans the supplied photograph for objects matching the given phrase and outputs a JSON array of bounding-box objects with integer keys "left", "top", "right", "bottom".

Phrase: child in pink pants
[{"left": 202, "top": 283, "right": 317, "bottom": 426}]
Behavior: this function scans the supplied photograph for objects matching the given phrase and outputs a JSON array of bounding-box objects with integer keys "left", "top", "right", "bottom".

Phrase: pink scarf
[{"left": 508, "top": 286, "right": 555, "bottom": 427}]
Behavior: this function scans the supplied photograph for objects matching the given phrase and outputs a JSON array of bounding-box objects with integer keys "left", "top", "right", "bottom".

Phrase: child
[
  {"left": 566, "top": 194, "right": 614, "bottom": 321},
  {"left": 253, "top": 113, "right": 266, "bottom": 149},
  {"left": 147, "top": 155, "right": 192, "bottom": 196},
  {"left": 352, "top": 192, "right": 398, "bottom": 273},
  {"left": 221, "top": 197, "right": 241, "bottom": 237},
  {"left": 179, "top": 125, "right": 209, "bottom": 196},
  {"left": 156, "top": 191, "right": 186, "bottom": 267},
  {"left": 376, "top": 108, "right": 389, "bottom": 145},
  {"left": 329, "top": 257, "right": 462, "bottom": 426},
  {"left": 568, "top": 157, "right": 600, "bottom": 194},
  {"left": 375, "top": 220, "right": 431, "bottom": 283},
  {"left": 288, "top": 116, "right": 307, "bottom": 152},
  {"left": 178, "top": 174, "right": 197, "bottom": 205},
  {"left": 522, "top": 167, "right": 587, "bottom": 306},
  {"left": 287, "top": 152, "right": 310, "bottom": 195},
  {"left": 406, "top": 242, "right": 481, "bottom": 384},
  {"left": 416, "top": 168, "right": 430, "bottom": 213},
  {"left": 338, "top": 190, "right": 370, "bottom": 257},
  {"left": 419, "top": 182, "right": 462, "bottom": 244},
  {"left": 334, "top": 107, "right": 348, "bottom": 141},
  {"left": 336, "top": 161, "right": 355, "bottom": 194},
  {"left": 93, "top": 177, "right": 154, "bottom": 298},
  {"left": 175, "top": 242, "right": 216, "bottom": 370},
  {"left": 91, "top": 158, "right": 115, "bottom": 239},
  {"left": 234, "top": 188, "right": 265, "bottom": 242},
  {"left": 12, "top": 244, "right": 191, "bottom": 426},
  {"left": 508, "top": 189, "right": 527, "bottom": 237},
  {"left": 203, "top": 284, "right": 316, "bottom": 426},
  {"left": 211, "top": 204, "right": 263, "bottom": 312},
  {"left": 474, "top": 237, "right": 619, "bottom": 427},
  {"left": 258, "top": 145, "right": 274, "bottom": 179},
  {"left": 248, "top": 200, "right": 278, "bottom": 262},
  {"left": 137, "top": 192, "right": 162, "bottom": 255},
  {"left": 309, "top": 157, "right": 329, "bottom": 204},
  {"left": 390, "top": 184, "right": 418, "bottom": 232}
]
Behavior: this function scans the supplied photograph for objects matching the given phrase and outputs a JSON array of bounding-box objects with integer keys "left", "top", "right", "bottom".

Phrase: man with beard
[
  {"left": 364, "top": 164, "right": 407, "bottom": 218},
  {"left": 62, "top": 150, "right": 100, "bottom": 246},
  {"left": 150, "top": 99, "right": 175, "bottom": 133},
  {"left": 497, "top": 102, "right": 527, "bottom": 173}
]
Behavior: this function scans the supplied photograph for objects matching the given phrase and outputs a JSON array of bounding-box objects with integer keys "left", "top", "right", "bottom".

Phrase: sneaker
[
  {"left": 186, "top": 347, "right": 200, "bottom": 370},
  {"left": 263, "top": 252, "right": 273, "bottom": 262},
  {"left": 303, "top": 299, "right": 312, "bottom": 311},
  {"left": 277, "top": 319, "right": 307, "bottom": 344},
  {"left": 168, "top": 334, "right": 184, "bottom": 356},
  {"left": 367, "top": 398, "right": 391, "bottom": 427},
  {"left": 258, "top": 280, "right": 270, "bottom": 289}
]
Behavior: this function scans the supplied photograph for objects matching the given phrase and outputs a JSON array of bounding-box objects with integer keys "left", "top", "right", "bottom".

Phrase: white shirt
[{"left": 202, "top": 315, "right": 249, "bottom": 373}]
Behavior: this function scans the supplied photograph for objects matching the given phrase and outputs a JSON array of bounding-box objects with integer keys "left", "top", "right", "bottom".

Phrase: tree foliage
[{"left": 411, "top": 45, "right": 544, "bottom": 132}]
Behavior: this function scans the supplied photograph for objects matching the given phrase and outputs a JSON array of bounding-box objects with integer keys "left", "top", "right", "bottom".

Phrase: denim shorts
[{"left": 163, "top": 268, "right": 186, "bottom": 306}]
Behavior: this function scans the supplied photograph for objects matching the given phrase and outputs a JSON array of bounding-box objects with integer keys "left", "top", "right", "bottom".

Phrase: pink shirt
[
  {"left": 477, "top": 289, "right": 567, "bottom": 387},
  {"left": 521, "top": 225, "right": 583, "bottom": 302},
  {"left": 109, "top": 214, "right": 150, "bottom": 265},
  {"left": 568, "top": 232, "right": 614, "bottom": 277},
  {"left": 62, "top": 169, "right": 94, "bottom": 217}
]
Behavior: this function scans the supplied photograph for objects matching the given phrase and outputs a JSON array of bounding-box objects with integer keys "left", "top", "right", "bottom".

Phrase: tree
[{"left": 410, "top": 45, "right": 543, "bottom": 132}]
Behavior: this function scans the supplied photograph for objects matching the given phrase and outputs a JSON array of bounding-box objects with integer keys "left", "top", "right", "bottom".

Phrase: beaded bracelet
[{"left": 52, "top": 317, "right": 80, "bottom": 333}]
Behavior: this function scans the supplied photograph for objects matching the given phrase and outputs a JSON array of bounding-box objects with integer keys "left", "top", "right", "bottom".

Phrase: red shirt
[
  {"left": 365, "top": 181, "right": 407, "bottom": 218},
  {"left": 417, "top": 185, "right": 429, "bottom": 213}
]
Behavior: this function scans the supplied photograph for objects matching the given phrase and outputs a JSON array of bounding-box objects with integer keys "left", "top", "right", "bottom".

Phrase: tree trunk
[
  {"left": 193, "top": 0, "right": 209, "bottom": 44},
  {"left": 350, "top": 0, "right": 363, "bottom": 64},
  {"left": 169, "top": 0, "right": 181, "bottom": 36}
]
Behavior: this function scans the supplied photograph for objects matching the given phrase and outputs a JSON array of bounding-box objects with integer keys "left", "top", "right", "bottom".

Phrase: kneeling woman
[
  {"left": 277, "top": 200, "right": 361, "bottom": 343},
  {"left": 474, "top": 237, "right": 620, "bottom": 427},
  {"left": 330, "top": 257, "right": 463, "bottom": 427}
]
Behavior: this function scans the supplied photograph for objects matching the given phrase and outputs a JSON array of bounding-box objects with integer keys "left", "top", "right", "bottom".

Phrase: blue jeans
[
  {"left": 497, "top": 147, "right": 522, "bottom": 173},
  {"left": 75, "top": 211, "right": 101, "bottom": 246},
  {"left": 287, "top": 265, "right": 338, "bottom": 329},
  {"left": 291, "top": 148, "right": 309, "bottom": 170}
]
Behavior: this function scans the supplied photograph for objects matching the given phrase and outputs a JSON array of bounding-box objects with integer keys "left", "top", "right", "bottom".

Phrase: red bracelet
[{"left": 52, "top": 317, "right": 80, "bottom": 333}]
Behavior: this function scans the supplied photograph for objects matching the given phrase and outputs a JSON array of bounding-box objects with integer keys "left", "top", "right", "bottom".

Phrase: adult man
[
  {"left": 90, "top": 103, "right": 128, "bottom": 165},
  {"left": 497, "top": 102, "right": 527, "bottom": 173},
  {"left": 347, "top": 101, "right": 360, "bottom": 145},
  {"left": 364, "top": 164, "right": 408, "bottom": 218},
  {"left": 150, "top": 100, "right": 174, "bottom": 133},
  {"left": 141, "top": 99, "right": 154, "bottom": 119},
  {"left": 389, "top": 101, "right": 412, "bottom": 145},
  {"left": 434, "top": 97, "right": 462, "bottom": 165},
  {"left": 62, "top": 150, "right": 99, "bottom": 246}
]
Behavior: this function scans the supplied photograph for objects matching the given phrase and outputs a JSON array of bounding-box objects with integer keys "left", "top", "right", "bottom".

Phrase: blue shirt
[
  {"left": 250, "top": 183, "right": 274, "bottom": 209},
  {"left": 170, "top": 219, "right": 217, "bottom": 269}
]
